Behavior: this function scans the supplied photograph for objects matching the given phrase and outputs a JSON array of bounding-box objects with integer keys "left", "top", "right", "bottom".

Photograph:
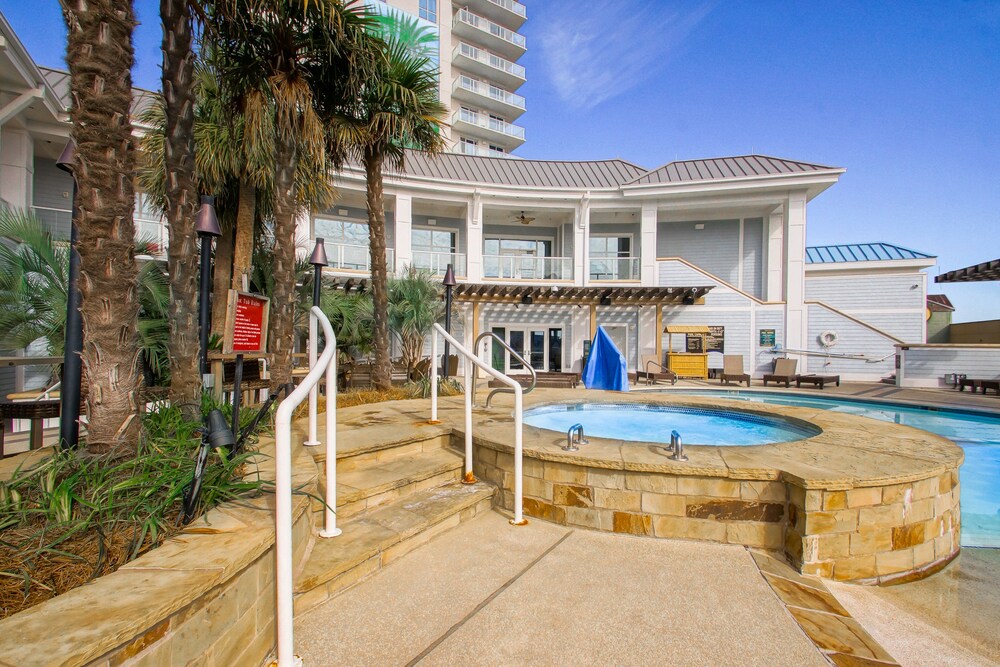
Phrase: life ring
[{"left": 819, "top": 330, "right": 839, "bottom": 348}]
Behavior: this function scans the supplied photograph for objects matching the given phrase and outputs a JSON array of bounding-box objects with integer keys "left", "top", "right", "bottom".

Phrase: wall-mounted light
[
  {"left": 339, "top": 208, "right": 349, "bottom": 216},
  {"left": 521, "top": 294, "right": 533, "bottom": 305},
  {"left": 695, "top": 223, "right": 705, "bottom": 230},
  {"left": 428, "top": 218, "right": 437, "bottom": 225}
]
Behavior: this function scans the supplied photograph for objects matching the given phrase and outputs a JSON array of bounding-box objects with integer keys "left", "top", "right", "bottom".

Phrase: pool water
[
  {"left": 524, "top": 403, "right": 820, "bottom": 447},
  {"left": 661, "top": 390, "right": 1000, "bottom": 548}
]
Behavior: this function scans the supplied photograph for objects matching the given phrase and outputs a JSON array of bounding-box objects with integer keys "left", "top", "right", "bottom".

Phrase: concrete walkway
[{"left": 295, "top": 511, "right": 825, "bottom": 666}]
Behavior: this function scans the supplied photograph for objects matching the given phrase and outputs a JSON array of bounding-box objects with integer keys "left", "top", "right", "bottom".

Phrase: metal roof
[
  {"left": 805, "top": 243, "right": 935, "bottom": 264},
  {"left": 926, "top": 294, "right": 955, "bottom": 312},
  {"left": 935, "top": 258, "right": 1000, "bottom": 283},
  {"left": 392, "top": 151, "right": 648, "bottom": 189},
  {"left": 626, "top": 155, "right": 841, "bottom": 186}
]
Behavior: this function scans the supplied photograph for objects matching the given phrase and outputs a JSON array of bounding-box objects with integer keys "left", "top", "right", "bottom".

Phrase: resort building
[{"left": 377, "top": 0, "right": 528, "bottom": 156}]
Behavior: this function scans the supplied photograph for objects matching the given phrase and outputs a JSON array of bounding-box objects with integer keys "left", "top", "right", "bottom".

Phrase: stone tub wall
[
  {"left": 472, "top": 441, "right": 961, "bottom": 583},
  {"left": 787, "top": 471, "right": 961, "bottom": 584},
  {"left": 0, "top": 430, "right": 316, "bottom": 667}
]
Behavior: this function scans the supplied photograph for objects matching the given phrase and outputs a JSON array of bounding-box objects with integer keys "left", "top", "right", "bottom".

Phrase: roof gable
[
  {"left": 627, "top": 155, "right": 841, "bottom": 186},
  {"left": 805, "top": 243, "right": 935, "bottom": 264}
]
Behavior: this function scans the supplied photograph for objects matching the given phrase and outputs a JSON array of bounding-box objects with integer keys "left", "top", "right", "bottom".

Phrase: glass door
[{"left": 494, "top": 326, "right": 563, "bottom": 374}]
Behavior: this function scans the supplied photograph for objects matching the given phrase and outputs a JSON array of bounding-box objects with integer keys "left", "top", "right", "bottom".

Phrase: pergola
[
  {"left": 935, "top": 259, "right": 1000, "bottom": 283},
  {"left": 452, "top": 283, "right": 715, "bottom": 364}
]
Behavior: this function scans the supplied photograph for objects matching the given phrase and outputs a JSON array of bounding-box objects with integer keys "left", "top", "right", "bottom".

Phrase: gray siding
[
  {"left": 805, "top": 304, "right": 897, "bottom": 378},
  {"left": 32, "top": 158, "right": 74, "bottom": 239},
  {"left": 899, "top": 346, "right": 1000, "bottom": 387},
  {"left": 805, "top": 273, "right": 924, "bottom": 342},
  {"left": 657, "top": 219, "right": 740, "bottom": 285},
  {"left": 742, "top": 217, "right": 764, "bottom": 299}
]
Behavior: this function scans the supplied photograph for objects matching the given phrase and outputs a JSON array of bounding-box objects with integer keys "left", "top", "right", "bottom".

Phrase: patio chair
[
  {"left": 638, "top": 355, "right": 677, "bottom": 385},
  {"left": 763, "top": 358, "right": 798, "bottom": 388},
  {"left": 720, "top": 355, "right": 751, "bottom": 387},
  {"left": 411, "top": 358, "right": 432, "bottom": 381}
]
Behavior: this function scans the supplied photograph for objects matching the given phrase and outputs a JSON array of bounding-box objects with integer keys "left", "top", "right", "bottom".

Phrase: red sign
[{"left": 224, "top": 291, "right": 270, "bottom": 354}]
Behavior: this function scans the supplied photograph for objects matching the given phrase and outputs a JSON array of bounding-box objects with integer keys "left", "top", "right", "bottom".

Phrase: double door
[{"left": 491, "top": 326, "right": 563, "bottom": 375}]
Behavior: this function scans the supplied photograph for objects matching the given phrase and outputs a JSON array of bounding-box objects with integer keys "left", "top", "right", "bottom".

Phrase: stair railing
[
  {"left": 274, "top": 305, "right": 339, "bottom": 667},
  {"left": 430, "top": 323, "right": 527, "bottom": 526},
  {"left": 470, "top": 331, "right": 536, "bottom": 407}
]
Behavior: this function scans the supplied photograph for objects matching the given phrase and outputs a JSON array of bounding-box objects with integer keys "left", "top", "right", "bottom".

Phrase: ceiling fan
[{"left": 512, "top": 210, "right": 535, "bottom": 225}]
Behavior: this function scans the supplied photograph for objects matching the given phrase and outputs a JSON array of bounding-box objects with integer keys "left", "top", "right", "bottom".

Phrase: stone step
[
  {"left": 316, "top": 448, "right": 465, "bottom": 519},
  {"left": 310, "top": 420, "right": 453, "bottom": 468},
  {"left": 295, "top": 481, "right": 495, "bottom": 614}
]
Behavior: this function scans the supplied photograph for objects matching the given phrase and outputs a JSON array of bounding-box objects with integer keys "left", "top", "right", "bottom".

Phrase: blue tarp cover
[{"left": 582, "top": 326, "right": 630, "bottom": 391}]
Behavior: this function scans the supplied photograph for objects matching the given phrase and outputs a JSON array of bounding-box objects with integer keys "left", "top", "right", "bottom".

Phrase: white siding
[
  {"left": 805, "top": 303, "right": 897, "bottom": 379},
  {"left": 741, "top": 217, "right": 764, "bottom": 299},
  {"left": 596, "top": 306, "right": 640, "bottom": 371},
  {"left": 754, "top": 306, "right": 785, "bottom": 376},
  {"left": 899, "top": 346, "right": 1000, "bottom": 387},
  {"left": 657, "top": 219, "right": 740, "bottom": 285},
  {"left": 805, "top": 272, "right": 924, "bottom": 342},
  {"left": 658, "top": 260, "right": 753, "bottom": 308}
]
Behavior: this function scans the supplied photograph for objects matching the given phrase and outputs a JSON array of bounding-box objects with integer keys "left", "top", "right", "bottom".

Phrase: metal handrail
[
  {"left": 274, "top": 306, "right": 339, "bottom": 667},
  {"left": 471, "top": 331, "right": 536, "bottom": 407},
  {"left": 430, "top": 323, "right": 527, "bottom": 526}
]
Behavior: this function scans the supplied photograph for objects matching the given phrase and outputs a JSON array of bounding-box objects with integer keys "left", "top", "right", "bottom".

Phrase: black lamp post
[
  {"left": 442, "top": 264, "right": 457, "bottom": 379},
  {"left": 56, "top": 141, "right": 82, "bottom": 450},
  {"left": 195, "top": 196, "right": 221, "bottom": 381},
  {"left": 309, "top": 238, "right": 328, "bottom": 308}
]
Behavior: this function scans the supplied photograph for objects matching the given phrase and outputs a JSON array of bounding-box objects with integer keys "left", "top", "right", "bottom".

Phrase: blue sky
[{"left": 4, "top": 0, "right": 997, "bottom": 321}]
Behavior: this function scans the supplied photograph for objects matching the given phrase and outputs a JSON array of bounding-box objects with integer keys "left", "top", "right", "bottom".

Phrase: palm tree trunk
[
  {"left": 211, "top": 220, "right": 234, "bottom": 335},
  {"left": 62, "top": 0, "right": 143, "bottom": 454},
  {"left": 269, "top": 134, "right": 298, "bottom": 390},
  {"left": 161, "top": 0, "right": 201, "bottom": 420},
  {"left": 231, "top": 180, "right": 257, "bottom": 291},
  {"left": 364, "top": 148, "right": 392, "bottom": 390}
]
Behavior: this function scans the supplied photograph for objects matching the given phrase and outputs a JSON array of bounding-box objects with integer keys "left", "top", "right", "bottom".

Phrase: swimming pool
[
  {"left": 659, "top": 390, "right": 1000, "bottom": 548},
  {"left": 524, "top": 403, "right": 820, "bottom": 446}
]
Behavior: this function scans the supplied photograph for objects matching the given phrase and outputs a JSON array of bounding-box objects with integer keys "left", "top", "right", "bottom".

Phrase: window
[
  {"left": 488, "top": 145, "right": 505, "bottom": 154},
  {"left": 485, "top": 238, "right": 552, "bottom": 257},
  {"left": 460, "top": 137, "right": 478, "bottom": 155},
  {"left": 590, "top": 235, "right": 634, "bottom": 280},
  {"left": 412, "top": 228, "right": 456, "bottom": 254},
  {"left": 314, "top": 216, "right": 370, "bottom": 270},
  {"left": 589, "top": 235, "right": 631, "bottom": 258},
  {"left": 419, "top": 0, "right": 437, "bottom": 22}
]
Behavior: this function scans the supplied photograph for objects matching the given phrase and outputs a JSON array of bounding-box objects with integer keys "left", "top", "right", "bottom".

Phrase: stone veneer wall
[
  {"left": 473, "top": 445, "right": 960, "bottom": 583},
  {"left": 0, "top": 434, "right": 316, "bottom": 667}
]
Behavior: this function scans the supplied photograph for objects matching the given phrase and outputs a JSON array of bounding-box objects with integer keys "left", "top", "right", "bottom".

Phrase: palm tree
[
  {"left": 0, "top": 210, "right": 172, "bottom": 387},
  {"left": 208, "top": 0, "right": 372, "bottom": 389},
  {"left": 388, "top": 266, "right": 443, "bottom": 377},
  {"left": 338, "top": 37, "right": 447, "bottom": 389},
  {"left": 61, "top": 0, "right": 143, "bottom": 454}
]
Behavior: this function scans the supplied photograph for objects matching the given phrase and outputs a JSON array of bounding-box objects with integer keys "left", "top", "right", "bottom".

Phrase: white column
[
  {"left": 0, "top": 128, "right": 33, "bottom": 210},
  {"left": 394, "top": 193, "right": 412, "bottom": 271},
  {"left": 466, "top": 191, "right": 483, "bottom": 281},
  {"left": 783, "top": 192, "right": 808, "bottom": 351},
  {"left": 640, "top": 201, "right": 657, "bottom": 285},
  {"left": 575, "top": 192, "right": 590, "bottom": 286},
  {"left": 766, "top": 207, "right": 784, "bottom": 301}
]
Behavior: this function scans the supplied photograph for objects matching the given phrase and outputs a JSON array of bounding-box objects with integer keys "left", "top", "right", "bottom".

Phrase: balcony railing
[
  {"left": 487, "top": 0, "right": 526, "bottom": 18},
  {"left": 411, "top": 250, "right": 467, "bottom": 277},
  {"left": 323, "top": 241, "right": 394, "bottom": 273},
  {"left": 455, "top": 42, "right": 526, "bottom": 80},
  {"left": 455, "top": 108, "right": 525, "bottom": 140},
  {"left": 589, "top": 257, "right": 641, "bottom": 281},
  {"left": 457, "top": 143, "right": 512, "bottom": 159},
  {"left": 30, "top": 205, "right": 72, "bottom": 239},
  {"left": 484, "top": 255, "right": 573, "bottom": 281},
  {"left": 454, "top": 76, "right": 525, "bottom": 110},
  {"left": 135, "top": 216, "right": 169, "bottom": 257},
  {"left": 455, "top": 8, "right": 526, "bottom": 49}
]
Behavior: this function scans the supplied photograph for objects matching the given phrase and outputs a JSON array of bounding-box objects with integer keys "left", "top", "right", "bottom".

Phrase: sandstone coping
[
  {"left": 0, "top": 421, "right": 317, "bottom": 667},
  {"left": 430, "top": 388, "right": 964, "bottom": 583}
]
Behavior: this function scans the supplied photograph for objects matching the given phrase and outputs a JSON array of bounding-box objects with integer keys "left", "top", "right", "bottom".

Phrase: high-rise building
[{"left": 378, "top": 0, "right": 527, "bottom": 157}]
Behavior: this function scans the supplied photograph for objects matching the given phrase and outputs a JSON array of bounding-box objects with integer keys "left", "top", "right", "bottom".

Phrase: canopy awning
[
  {"left": 935, "top": 259, "right": 1000, "bottom": 283},
  {"left": 453, "top": 283, "right": 713, "bottom": 305}
]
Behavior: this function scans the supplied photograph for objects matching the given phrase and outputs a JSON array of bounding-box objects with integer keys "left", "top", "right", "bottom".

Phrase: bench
[
  {"left": 219, "top": 358, "right": 270, "bottom": 404},
  {"left": 958, "top": 378, "right": 999, "bottom": 395},
  {"left": 487, "top": 372, "right": 580, "bottom": 389},
  {"left": 1, "top": 400, "right": 61, "bottom": 457},
  {"left": 795, "top": 374, "right": 841, "bottom": 389}
]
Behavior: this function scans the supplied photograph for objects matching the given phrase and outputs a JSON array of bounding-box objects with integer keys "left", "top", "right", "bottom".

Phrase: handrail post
[
  {"left": 304, "top": 311, "right": 319, "bottom": 447},
  {"left": 429, "top": 327, "right": 439, "bottom": 423},
  {"left": 512, "top": 385, "right": 525, "bottom": 524},
  {"left": 462, "top": 351, "right": 476, "bottom": 483},
  {"left": 320, "top": 330, "right": 341, "bottom": 538}
]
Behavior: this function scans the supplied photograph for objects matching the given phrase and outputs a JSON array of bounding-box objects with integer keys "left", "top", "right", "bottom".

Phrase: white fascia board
[
  {"left": 805, "top": 258, "right": 937, "bottom": 274},
  {"left": 619, "top": 170, "right": 845, "bottom": 200}
]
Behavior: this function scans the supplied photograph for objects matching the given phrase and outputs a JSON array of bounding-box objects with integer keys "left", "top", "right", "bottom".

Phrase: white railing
[
  {"left": 135, "top": 216, "right": 169, "bottom": 256},
  {"left": 30, "top": 205, "right": 72, "bottom": 236},
  {"left": 455, "top": 8, "right": 526, "bottom": 49},
  {"left": 484, "top": 254, "right": 573, "bottom": 280},
  {"left": 430, "top": 323, "right": 526, "bottom": 525},
  {"left": 454, "top": 108, "right": 526, "bottom": 140},
  {"left": 487, "top": 0, "right": 526, "bottom": 18},
  {"left": 589, "top": 257, "right": 641, "bottom": 281},
  {"left": 323, "top": 241, "right": 394, "bottom": 273},
  {"left": 454, "top": 76, "right": 526, "bottom": 110},
  {"left": 412, "top": 250, "right": 467, "bottom": 276},
  {"left": 455, "top": 42, "right": 526, "bottom": 80},
  {"left": 457, "top": 142, "right": 511, "bottom": 159},
  {"left": 274, "top": 305, "right": 339, "bottom": 667}
]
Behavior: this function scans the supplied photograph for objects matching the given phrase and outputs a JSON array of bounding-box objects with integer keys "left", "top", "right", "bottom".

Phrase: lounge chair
[
  {"left": 763, "top": 358, "right": 798, "bottom": 388},
  {"left": 637, "top": 356, "right": 677, "bottom": 385},
  {"left": 720, "top": 355, "right": 750, "bottom": 387}
]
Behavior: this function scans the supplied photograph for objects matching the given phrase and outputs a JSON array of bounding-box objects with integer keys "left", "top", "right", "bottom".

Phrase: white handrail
[
  {"left": 769, "top": 347, "right": 896, "bottom": 363},
  {"left": 274, "top": 306, "right": 339, "bottom": 667},
  {"left": 430, "top": 323, "right": 527, "bottom": 525}
]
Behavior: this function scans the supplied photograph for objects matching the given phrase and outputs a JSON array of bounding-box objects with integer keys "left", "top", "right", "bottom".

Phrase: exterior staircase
[{"left": 294, "top": 428, "right": 495, "bottom": 614}]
